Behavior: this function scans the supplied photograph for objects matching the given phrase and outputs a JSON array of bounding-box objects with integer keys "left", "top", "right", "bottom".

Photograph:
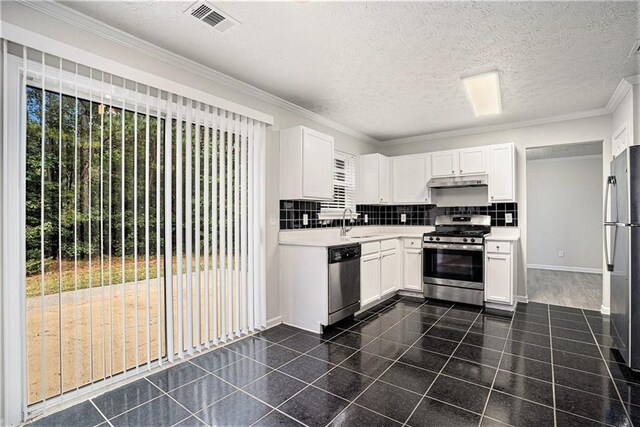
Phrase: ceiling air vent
[{"left": 185, "top": 1, "right": 240, "bottom": 33}]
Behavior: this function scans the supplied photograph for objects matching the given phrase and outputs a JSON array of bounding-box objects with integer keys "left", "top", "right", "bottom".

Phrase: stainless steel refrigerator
[{"left": 606, "top": 145, "right": 640, "bottom": 370}]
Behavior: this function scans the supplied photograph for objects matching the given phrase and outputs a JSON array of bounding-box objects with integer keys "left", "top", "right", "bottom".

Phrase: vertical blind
[
  {"left": 321, "top": 150, "right": 356, "bottom": 213},
  {"left": 3, "top": 40, "right": 268, "bottom": 414}
]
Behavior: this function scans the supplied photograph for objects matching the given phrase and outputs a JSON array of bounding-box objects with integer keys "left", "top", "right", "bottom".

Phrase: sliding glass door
[{"left": 2, "top": 41, "right": 268, "bottom": 420}]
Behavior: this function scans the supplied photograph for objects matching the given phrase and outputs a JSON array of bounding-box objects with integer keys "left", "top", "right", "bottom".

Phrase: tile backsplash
[{"left": 279, "top": 200, "right": 518, "bottom": 230}]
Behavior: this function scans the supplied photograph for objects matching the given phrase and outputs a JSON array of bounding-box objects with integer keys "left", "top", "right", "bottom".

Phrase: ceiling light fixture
[{"left": 462, "top": 71, "right": 502, "bottom": 117}]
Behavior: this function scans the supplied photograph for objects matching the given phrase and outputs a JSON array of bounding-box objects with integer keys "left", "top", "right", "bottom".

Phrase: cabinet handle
[
  {"left": 451, "top": 170, "right": 454, "bottom": 174},
  {"left": 491, "top": 196, "right": 495, "bottom": 200},
  {"left": 496, "top": 245, "right": 500, "bottom": 250},
  {"left": 460, "top": 169, "right": 463, "bottom": 173}
]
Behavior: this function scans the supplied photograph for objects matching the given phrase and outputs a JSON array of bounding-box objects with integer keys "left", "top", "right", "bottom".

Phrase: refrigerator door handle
[
  {"left": 604, "top": 175, "right": 617, "bottom": 224},
  {"left": 605, "top": 224, "right": 617, "bottom": 272},
  {"left": 604, "top": 175, "right": 617, "bottom": 272}
]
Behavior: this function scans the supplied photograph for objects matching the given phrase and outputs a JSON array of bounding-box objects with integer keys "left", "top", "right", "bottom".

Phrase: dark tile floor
[{"left": 27, "top": 297, "right": 640, "bottom": 426}]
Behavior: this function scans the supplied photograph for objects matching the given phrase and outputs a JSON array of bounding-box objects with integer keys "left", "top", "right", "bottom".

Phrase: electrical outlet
[
  {"left": 269, "top": 214, "right": 277, "bottom": 226},
  {"left": 302, "top": 214, "right": 308, "bottom": 226},
  {"left": 505, "top": 213, "right": 513, "bottom": 224},
  {"left": 401, "top": 214, "right": 407, "bottom": 223},
  {"left": 364, "top": 214, "right": 368, "bottom": 224},
  {"left": 559, "top": 250, "right": 565, "bottom": 258}
]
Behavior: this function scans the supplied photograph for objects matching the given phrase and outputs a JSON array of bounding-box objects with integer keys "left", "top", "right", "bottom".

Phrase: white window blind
[
  {"left": 321, "top": 151, "right": 356, "bottom": 214},
  {"left": 2, "top": 40, "right": 269, "bottom": 421}
]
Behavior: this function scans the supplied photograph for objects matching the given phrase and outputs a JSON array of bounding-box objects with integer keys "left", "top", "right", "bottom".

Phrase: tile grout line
[
  {"left": 263, "top": 311, "right": 604, "bottom": 427},
  {"left": 88, "top": 399, "right": 113, "bottom": 427},
  {"left": 321, "top": 300, "right": 457, "bottom": 426},
  {"left": 580, "top": 308, "right": 633, "bottom": 424},
  {"left": 477, "top": 305, "right": 516, "bottom": 426},
  {"left": 143, "top": 377, "right": 210, "bottom": 427},
  {"left": 547, "top": 305, "right": 557, "bottom": 427},
  {"left": 251, "top": 297, "right": 421, "bottom": 425},
  {"left": 400, "top": 309, "right": 483, "bottom": 427},
  {"left": 182, "top": 353, "right": 313, "bottom": 427}
]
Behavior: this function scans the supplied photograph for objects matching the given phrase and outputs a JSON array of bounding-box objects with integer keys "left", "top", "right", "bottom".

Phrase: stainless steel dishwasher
[{"left": 327, "top": 243, "right": 361, "bottom": 325}]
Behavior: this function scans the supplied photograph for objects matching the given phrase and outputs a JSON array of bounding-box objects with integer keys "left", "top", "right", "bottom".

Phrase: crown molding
[
  {"left": 380, "top": 108, "right": 609, "bottom": 146},
  {"left": 605, "top": 78, "right": 634, "bottom": 113},
  {"left": 15, "top": 0, "right": 379, "bottom": 145},
  {"left": 626, "top": 74, "right": 640, "bottom": 85}
]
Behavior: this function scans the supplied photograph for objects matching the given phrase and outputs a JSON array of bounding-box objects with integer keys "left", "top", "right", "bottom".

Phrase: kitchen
[{"left": 1, "top": 1, "right": 639, "bottom": 427}]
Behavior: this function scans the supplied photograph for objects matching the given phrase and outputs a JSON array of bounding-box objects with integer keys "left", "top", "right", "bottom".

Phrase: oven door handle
[{"left": 422, "top": 243, "right": 484, "bottom": 251}]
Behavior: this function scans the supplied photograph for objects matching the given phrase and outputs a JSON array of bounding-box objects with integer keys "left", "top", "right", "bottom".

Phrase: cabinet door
[
  {"left": 380, "top": 250, "right": 398, "bottom": 296},
  {"left": 392, "top": 155, "right": 430, "bottom": 203},
  {"left": 361, "top": 254, "right": 381, "bottom": 306},
  {"left": 358, "top": 154, "right": 379, "bottom": 204},
  {"left": 403, "top": 248, "right": 422, "bottom": 291},
  {"left": 612, "top": 121, "right": 629, "bottom": 158},
  {"left": 431, "top": 151, "right": 459, "bottom": 177},
  {"left": 489, "top": 144, "right": 515, "bottom": 202},
  {"left": 459, "top": 147, "right": 486, "bottom": 175},
  {"left": 302, "top": 130, "right": 334, "bottom": 200},
  {"left": 378, "top": 156, "right": 390, "bottom": 203},
  {"left": 485, "top": 253, "right": 511, "bottom": 304}
]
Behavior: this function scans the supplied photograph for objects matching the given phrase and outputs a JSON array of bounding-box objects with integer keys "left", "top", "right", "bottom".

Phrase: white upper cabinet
[
  {"left": 459, "top": 147, "right": 487, "bottom": 175},
  {"left": 280, "top": 126, "right": 334, "bottom": 201},
  {"left": 359, "top": 153, "right": 390, "bottom": 204},
  {"left": 392, "top": 154, "right": 431, "bottom": 204},
  {"left": 431, "top": 151, "right": 459, "bottom": 177},
  {"left": 489, "top": 143, "right": 516, "bottom": 202}
]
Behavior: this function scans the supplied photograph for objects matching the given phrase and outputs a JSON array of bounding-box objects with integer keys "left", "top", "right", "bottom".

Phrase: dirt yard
[{"left": 25, "top": 269, "right": 238, "bottom": 405}]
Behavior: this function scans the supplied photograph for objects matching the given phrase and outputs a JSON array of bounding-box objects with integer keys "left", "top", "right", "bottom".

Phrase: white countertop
[
  {"left": 278, "top": 226, "right": 433, "bottom": 247},
  {"left": 485, "top": 228, "right": 521, "bottom": 241},
  {"left": 279, "top": 225, "right": 520, "bottom": 247}
]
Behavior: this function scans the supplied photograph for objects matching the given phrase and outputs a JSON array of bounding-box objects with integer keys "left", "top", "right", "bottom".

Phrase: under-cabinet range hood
[{"left": 427, "top": 173, "right": 488, "bottom": 189}]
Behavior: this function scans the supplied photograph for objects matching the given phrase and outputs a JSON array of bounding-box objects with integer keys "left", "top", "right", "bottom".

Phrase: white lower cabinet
[
  {"left": 402, "top": 238, "right": 422, "bottom": 291},
  {"left": 380, "top": 249, "right": 399, "bottom": 296},
  {"left": 360, "top": 239, "right": 400, "bottom": 308},
  {"left": 484, "top": 240, "right": 517, "bottom": 307},
  {"left": 361, "top": 253, "right": 381, "bottom": 307}
]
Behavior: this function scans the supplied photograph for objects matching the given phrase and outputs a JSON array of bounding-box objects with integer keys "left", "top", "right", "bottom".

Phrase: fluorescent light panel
[{"left": 462, "top": 71, "right": 502, "bottom": 116}]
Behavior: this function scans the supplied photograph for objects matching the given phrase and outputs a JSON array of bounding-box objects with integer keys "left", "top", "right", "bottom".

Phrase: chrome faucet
[{"left": 340, "top": 208, "right": 354, "bottom": 237}]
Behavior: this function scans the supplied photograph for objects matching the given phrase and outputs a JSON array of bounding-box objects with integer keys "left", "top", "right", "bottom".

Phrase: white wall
[
  {"left": 527, "top": 155, "right": 603, "bottom": 272},
  {"left": 379, "top": 115, "right": 612, "bottom": 308},
  {"left": 0, "top": 2, "right": 378, "bottom": 332}
]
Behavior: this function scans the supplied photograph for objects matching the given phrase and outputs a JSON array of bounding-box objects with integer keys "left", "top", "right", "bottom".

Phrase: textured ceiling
[
  {"left": 59, "top": 1, "right": 640, "bottom": 142},
  {"left": 527, "top": 141, "right": 603, "bottom": 161}
]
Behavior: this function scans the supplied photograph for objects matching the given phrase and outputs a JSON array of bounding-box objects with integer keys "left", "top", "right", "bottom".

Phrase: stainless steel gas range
[{"left": 422, "top": 215, "right": 491, "bottom": 306}]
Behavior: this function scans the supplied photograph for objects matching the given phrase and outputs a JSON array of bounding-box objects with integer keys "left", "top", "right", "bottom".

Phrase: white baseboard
[
  {"left": 266, "top": 316, "right": 282, "bottom": 328},
  {"left": 601, "top": 305, "right": 610, "bottom": 315},
  {"left": 527, "top": 264, "right": 602, "bottom": 274},
  {"left": 397, "top": 289, "right": 424, "bottom": 299}
]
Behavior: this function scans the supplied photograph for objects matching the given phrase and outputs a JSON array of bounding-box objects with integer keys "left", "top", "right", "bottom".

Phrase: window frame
[{"left": 319, "top": 150, "right": 358, "bottom": 220}]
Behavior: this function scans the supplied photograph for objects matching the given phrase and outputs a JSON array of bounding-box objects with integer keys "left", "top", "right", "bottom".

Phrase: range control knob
[
  {"left": 429, "top": 237, "right": 434, "bottom": 241},
  {"left": 463, "top": 238, "right": 468, "bottom": 243},
  {"left": 435, "top": 237, "right": 440, "bottom": 241},
  {"left": 470, "top": 238, "right": 476, "bottom": 243}
]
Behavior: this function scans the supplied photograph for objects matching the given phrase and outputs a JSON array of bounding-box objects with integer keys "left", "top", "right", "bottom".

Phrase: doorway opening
[{"left": 525, "top": 141, "right": 603, "bottom": 310}]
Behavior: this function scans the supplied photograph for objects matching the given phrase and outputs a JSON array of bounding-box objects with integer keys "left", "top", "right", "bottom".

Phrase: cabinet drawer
[
  {"left": 404, "top": 238, "right": 421, "bottom": 248},
  {"left": 486, "top": 241, "right": 510, "bottom": 254},
  {"left": 380, "top": 239, "right": 398, "bottom": 252},
  {"left": 361, "top": 241, "right": 381, "bottom": 255}
]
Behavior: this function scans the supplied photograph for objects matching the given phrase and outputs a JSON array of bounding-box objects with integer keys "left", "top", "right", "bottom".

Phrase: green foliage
[{"left": 25, "top": 86, "right": 239, "bottom": 285}]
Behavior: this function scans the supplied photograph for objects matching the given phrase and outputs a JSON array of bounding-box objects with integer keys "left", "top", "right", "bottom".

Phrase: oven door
[{"left": 423, "top": 243, "right": 484, "bottom": 290}]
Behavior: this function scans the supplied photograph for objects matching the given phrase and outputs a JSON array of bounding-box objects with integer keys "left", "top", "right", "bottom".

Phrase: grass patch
[{"left": 25, "top": 255, "right": 228, "bottom": 297}]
